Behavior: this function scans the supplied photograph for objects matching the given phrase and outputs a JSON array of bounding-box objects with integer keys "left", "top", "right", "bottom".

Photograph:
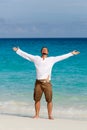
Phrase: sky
[{"left": 0, "top": 0, "right": 87, "bottom": 38}]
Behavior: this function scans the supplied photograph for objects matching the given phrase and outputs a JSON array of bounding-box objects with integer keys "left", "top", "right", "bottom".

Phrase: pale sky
[{"left": 0, "top": 0, "right": 87, "bottom": 38}]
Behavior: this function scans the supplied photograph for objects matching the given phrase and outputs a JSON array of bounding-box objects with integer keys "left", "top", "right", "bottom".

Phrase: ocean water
[{"left": 0, "top": 38, "right": 87, "bottom": 120}]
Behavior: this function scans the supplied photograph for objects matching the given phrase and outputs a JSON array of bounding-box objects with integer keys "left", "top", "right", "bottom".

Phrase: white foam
[{"left": 0, "top": 101, "right": 87, "bottom": 120}]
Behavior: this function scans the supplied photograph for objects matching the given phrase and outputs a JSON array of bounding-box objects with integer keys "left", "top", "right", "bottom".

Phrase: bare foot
[
  {"left": 48, "top": 116, "right": 54, "bottom": 120},
  {"left": 33, "top": 115, "right": 39, "bottom": 119}
]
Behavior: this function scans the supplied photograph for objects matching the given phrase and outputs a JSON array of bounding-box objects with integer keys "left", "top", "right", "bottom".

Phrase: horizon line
[{"left": 0, "top": 37, "right": 87, "bottom": 39}]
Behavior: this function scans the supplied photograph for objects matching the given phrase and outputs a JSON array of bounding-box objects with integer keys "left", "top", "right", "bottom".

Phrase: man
[{"left": 13, "top": 47, "right": 80, "bottom": 119}]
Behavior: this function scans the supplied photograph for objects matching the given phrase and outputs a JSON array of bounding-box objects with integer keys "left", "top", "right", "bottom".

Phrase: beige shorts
[{"left": 33, "top": 80, "right": 52, "bottom": 103}]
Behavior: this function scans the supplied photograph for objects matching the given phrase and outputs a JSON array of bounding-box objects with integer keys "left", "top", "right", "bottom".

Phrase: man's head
[{"left": 41, "top": 47, "right": 49, "bottom": 56}]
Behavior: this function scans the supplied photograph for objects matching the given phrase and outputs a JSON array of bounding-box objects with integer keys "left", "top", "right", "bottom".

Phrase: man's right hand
[{"left": 13, "top": 47, "right": 18, "bottom": 52}]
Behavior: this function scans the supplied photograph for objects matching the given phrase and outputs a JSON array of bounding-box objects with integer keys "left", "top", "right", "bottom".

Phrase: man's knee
[{"left": 45, "top": 95, "right": 52, "bottom": 103}]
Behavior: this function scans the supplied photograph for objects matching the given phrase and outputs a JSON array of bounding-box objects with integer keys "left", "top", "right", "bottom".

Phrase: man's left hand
[{"left": 72, "top": 50, "right": 80, "bottom": 55}]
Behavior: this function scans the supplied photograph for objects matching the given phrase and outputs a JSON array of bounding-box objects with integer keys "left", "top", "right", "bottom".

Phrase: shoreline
[{"left": 0, "top": 114, "right": 87, "bottom": 130}]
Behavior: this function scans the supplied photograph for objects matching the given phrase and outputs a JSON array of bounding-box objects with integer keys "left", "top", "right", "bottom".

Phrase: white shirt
[{"left": 16, "top": 48, "right": 73, "bottom": 80}]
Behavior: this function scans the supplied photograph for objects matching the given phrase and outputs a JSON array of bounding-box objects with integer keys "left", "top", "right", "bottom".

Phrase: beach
[
  {"left": 0, "top": 39, "right": 87, "bottom": 125},
  {"left": 0, "top": 114, "right": 87, "bottom": 130}
]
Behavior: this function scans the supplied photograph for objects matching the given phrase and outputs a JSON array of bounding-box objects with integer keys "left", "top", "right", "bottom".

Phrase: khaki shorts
[{"left": 33, "top": 80, "right": 52, "bottom": 103}]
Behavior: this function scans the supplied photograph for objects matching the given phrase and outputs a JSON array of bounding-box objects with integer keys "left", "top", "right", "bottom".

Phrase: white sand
[{"left": 0, "top": 115, "right": 87, "bottom": 130}]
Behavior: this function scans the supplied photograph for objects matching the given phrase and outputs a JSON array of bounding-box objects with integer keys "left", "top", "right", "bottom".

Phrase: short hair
[{"left": 41, "top": 47, "right": 49, "bottom": 53}]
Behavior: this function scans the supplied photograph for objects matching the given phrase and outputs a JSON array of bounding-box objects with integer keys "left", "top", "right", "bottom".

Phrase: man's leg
[
  {"left": 33, "top": 80, "right": 43, "bottom": 118},
  {"left": 44, "top": 82, "right": 53, "bottom": 119},
  {"left": 33, "top": 101, "right": 40, "bottom": 118},
  {"left": 47, "top": 101, "right": 53, "bottom": 119}
]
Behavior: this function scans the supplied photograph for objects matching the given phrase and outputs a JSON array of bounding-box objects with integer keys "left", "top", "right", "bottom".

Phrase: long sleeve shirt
[{"left": 16, "top": 48, "right": 73, "bottom": 80}]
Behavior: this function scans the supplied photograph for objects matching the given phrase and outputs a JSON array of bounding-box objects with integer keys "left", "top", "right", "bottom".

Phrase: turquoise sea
[{"left": 0, "top": 38, "right": 87, "bottom": 120}]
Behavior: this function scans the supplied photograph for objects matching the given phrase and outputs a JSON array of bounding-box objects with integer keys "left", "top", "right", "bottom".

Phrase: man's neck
[{"left": 41, "top": 55, "right": 47, "bottom": 60}]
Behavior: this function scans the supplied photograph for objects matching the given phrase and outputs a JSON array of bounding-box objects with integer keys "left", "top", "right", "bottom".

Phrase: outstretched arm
[
  {"left": 53, "top": 50, "right": 80, "bottom": 63},
  {"left": 13, "top": 47, "right": 35, "bottom": 62}
]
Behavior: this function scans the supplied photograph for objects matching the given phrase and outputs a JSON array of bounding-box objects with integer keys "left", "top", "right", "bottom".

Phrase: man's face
[{"left": 41, "top": 48, "right": 48, "bottom": 55}]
